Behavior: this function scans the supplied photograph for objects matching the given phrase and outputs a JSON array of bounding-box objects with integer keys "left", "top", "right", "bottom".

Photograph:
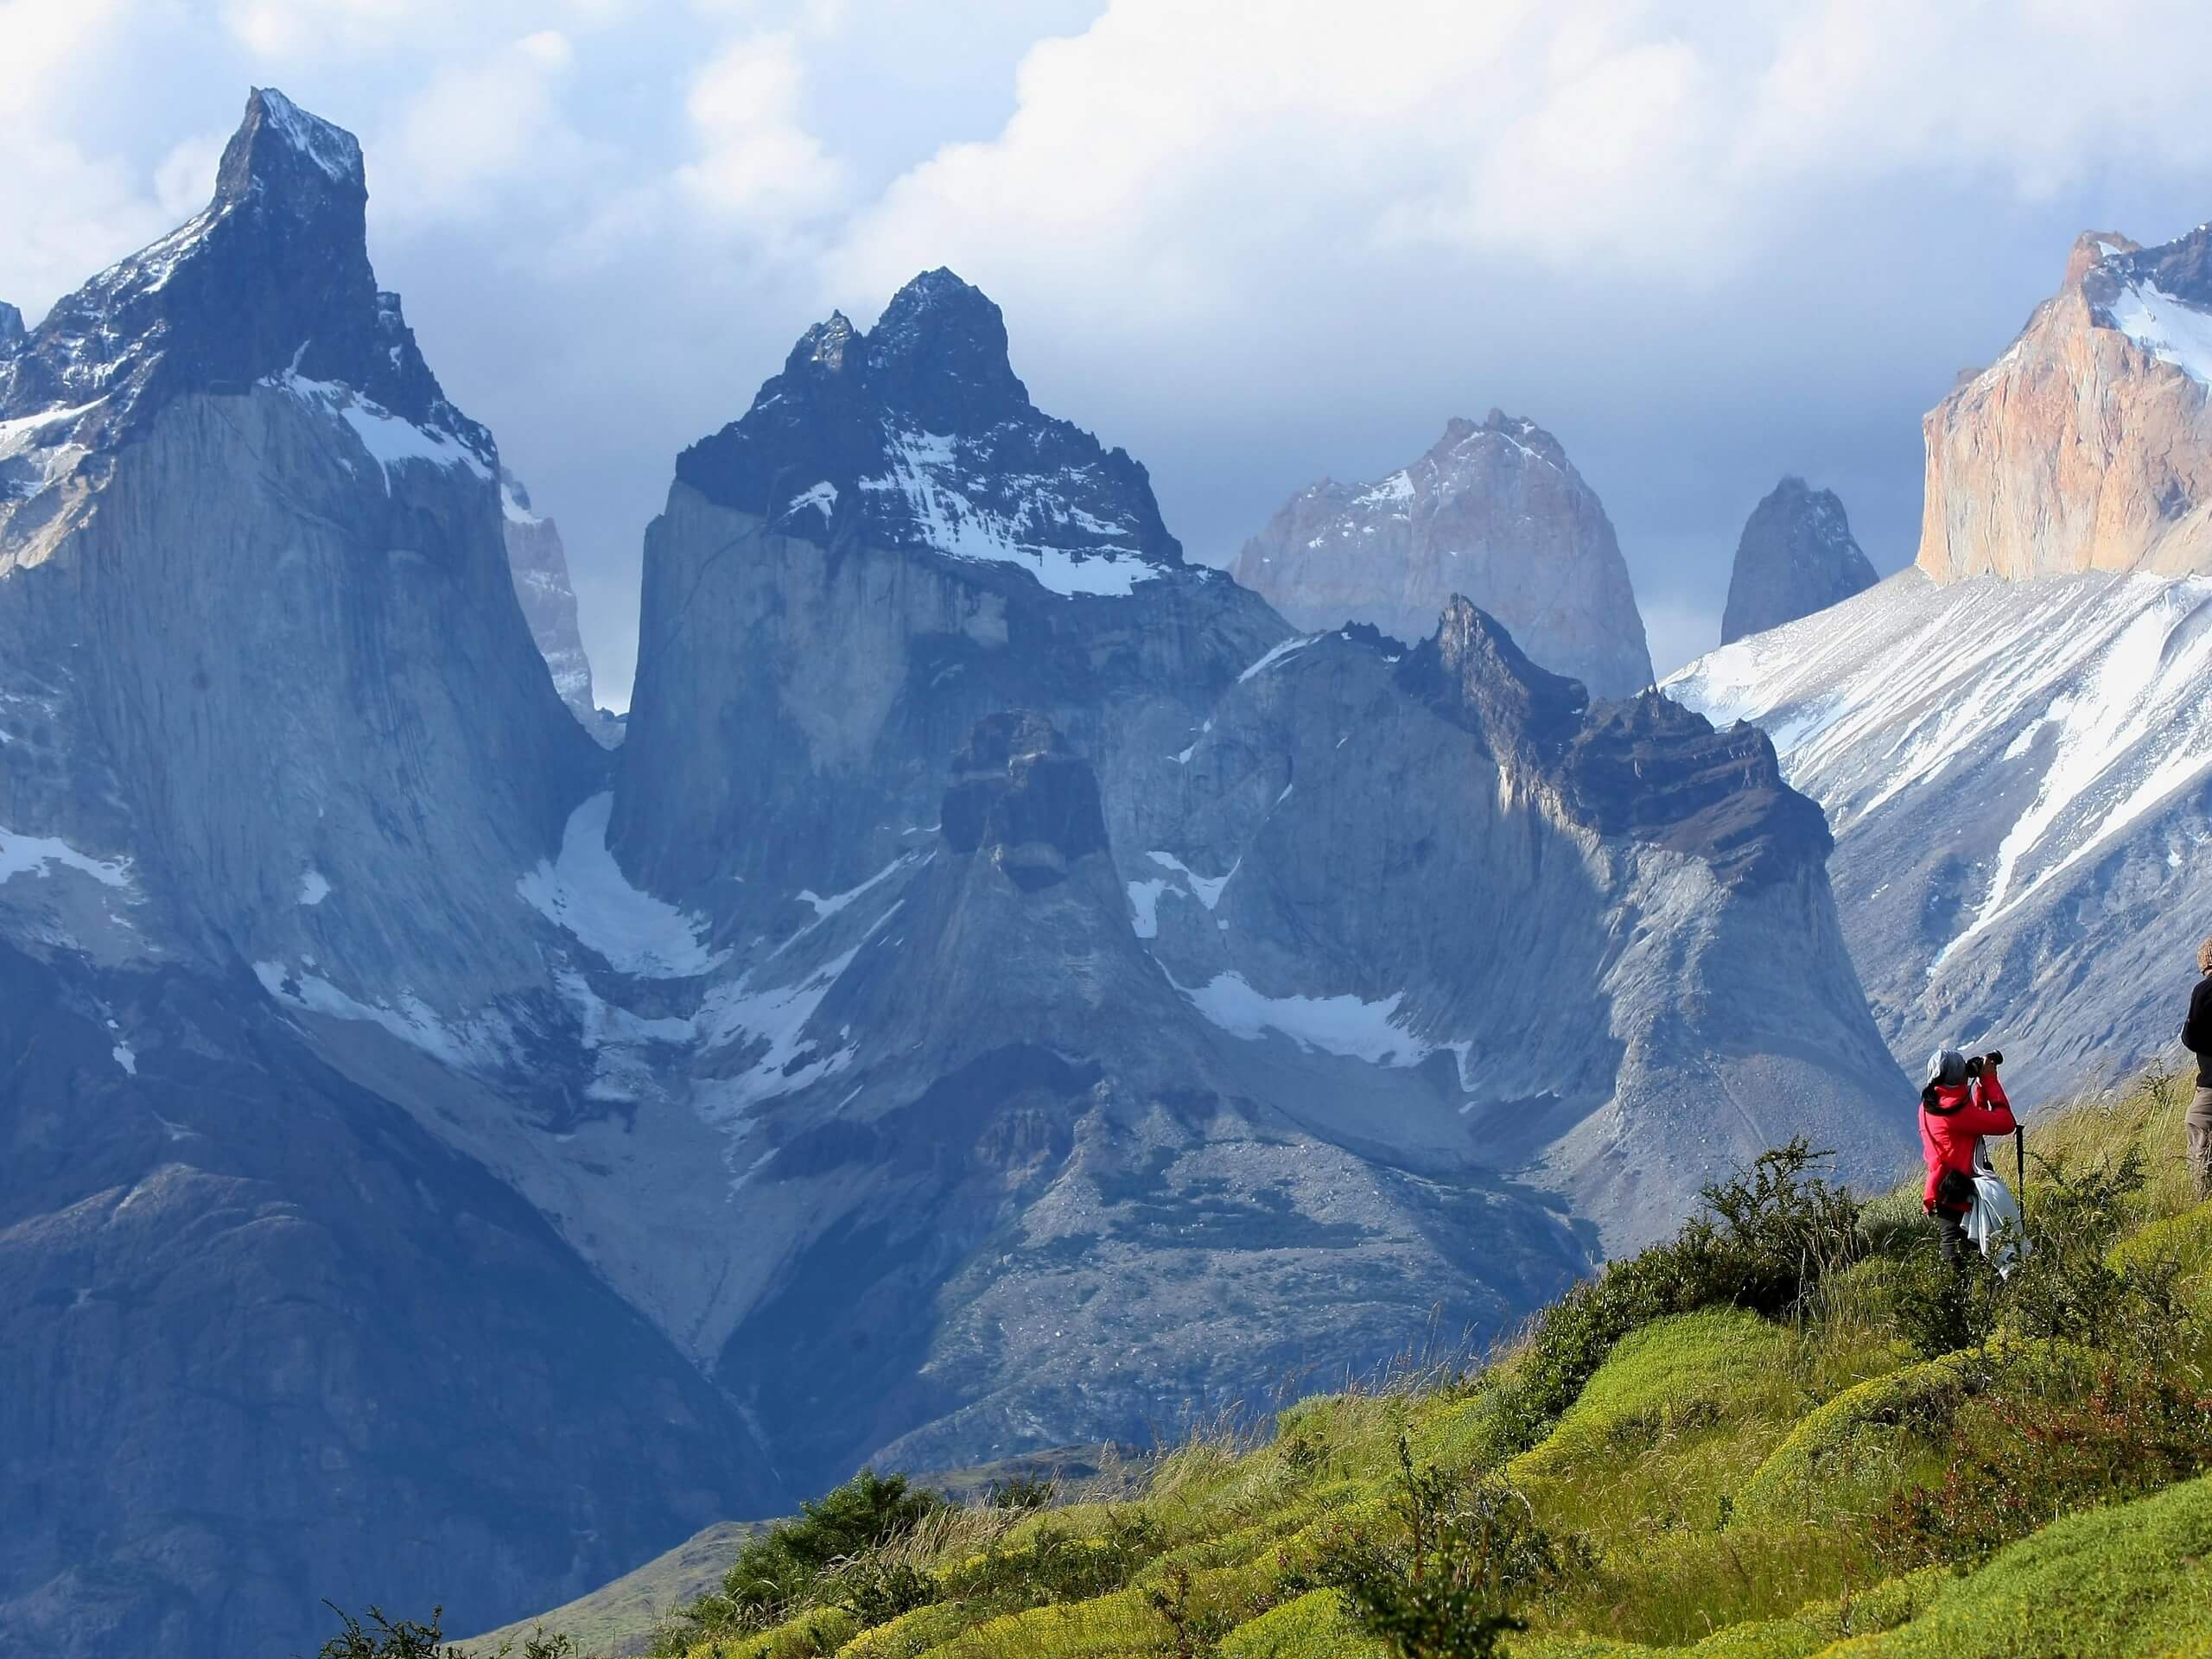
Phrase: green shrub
[
  {"left": 942, "top": 1510, "right": 1166, "bottom": 1618},
  {"left": 1513, "top": 1309, "right": 1788, "bottom": 1481},
  {"left": 662, "top": 1469, "right": 948, "bottom": 1644},
  {"left": 1834, "top": 1475, "right": 2212, "bottom": 1656},
  {"left": 1733, "top": 1350, "right": 1983, "bottom": 1521},
  {"left": 1491, "top": 1141, "right": 1863, "bottom": 1454},
  {"left": 316, "top": 1605, "right": 463, "bottom": 1659},
  {"left": 832, "top": 1560, "right": 942, "bottom": 1629},
  {"left": 1306, "top": 1436, "right": 1584, "bottom": 1659},
  {"left": 1871, "top": 1357, "right": 2212, "bottom": 1570}
]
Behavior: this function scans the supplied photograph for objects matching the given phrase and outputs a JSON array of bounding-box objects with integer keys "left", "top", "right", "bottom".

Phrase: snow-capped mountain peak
[
  {"left": 0, "top": 87, "right": 488, "bottom": 482},
  {"left": 671, "top": 268, "right": 1184, "bottom": 596}
]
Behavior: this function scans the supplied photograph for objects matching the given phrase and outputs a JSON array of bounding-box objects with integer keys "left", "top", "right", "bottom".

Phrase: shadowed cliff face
[
  {"left": 1918, "top": 225, "right": 2212, "bottom": 583},
  {"left": 1720, "top": 478, "right": 1876, "bottom": 645},
  {"left": 941, "top": 712, "right": 1110, "bottom": 890},
  {"left": 1231, "top": 412, "right": 1655, "bottom": 698}
]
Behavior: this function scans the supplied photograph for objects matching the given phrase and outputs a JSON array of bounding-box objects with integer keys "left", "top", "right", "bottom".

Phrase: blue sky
[{"left": 8, "top": 0, "right": 2212, "bottom": 702}]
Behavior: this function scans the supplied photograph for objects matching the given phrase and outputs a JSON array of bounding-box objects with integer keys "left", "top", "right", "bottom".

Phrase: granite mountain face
[
  {"left": 3, "top": 93, "right": 1914, "bottom": 1659},
  {"left": 1919, "top": 226, "right": 2212, "bottom": 582},
  {"left": 1671, "top": 220, "right": 2212, "bottom": 1097},
  {"left": 501, "top": 466, "right": 622, "bottom": 745},
  {"left": 0, "top": 91, "right": 776, "bottom": 1659},
  {"left": 1230, "top": 412, "right": 1655, "bottom": 698},
  {"left": 1719, "top": 478, "right": 1877, "bottom": 645}
]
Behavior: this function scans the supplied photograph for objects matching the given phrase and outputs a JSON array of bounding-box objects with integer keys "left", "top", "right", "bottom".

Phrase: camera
[{"left": 1963, "top": 1048, "right": 2005, "bottom": 1077}]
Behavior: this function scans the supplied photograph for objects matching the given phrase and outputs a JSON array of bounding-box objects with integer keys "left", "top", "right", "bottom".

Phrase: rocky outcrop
[
  {"left": 0, "top": 302, "right": 22, "bottom": 352},
  {"left": 499, "top": 468, "right": 619, "bottom": 745},
  {"left": 1720, "top": 478, "right": 1876, "bottom": 644},
  {"left": 1231, "top": 413, "right": 1654, "bottom": 696},
  {"left": 1918, "top": 226, "right": 2212, "bottom": 582},
  {"left": 610, "top": 268, "right": 1283, "bottom": 913},
  {"left": 941, "top": 712, "right": 1109, "bottom": 889}
]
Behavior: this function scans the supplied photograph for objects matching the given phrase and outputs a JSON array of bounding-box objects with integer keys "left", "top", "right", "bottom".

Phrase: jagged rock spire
[
  {"left": 0, "top": 88, "right": 484, "bottom": 460},
  {"left": 671, "top": 267, "right": 1182, "bottom": 587},
  {"left": 1719, "top": 477, "right": 1876, "bottom": 645}
]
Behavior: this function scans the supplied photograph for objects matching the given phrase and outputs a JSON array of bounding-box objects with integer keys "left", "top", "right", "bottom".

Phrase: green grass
[{"left": 503, "top": 1072, "right": 2212, "bottom": 1659}]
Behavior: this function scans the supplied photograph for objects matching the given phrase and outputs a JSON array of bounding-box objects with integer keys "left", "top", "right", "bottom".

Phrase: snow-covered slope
[{"left": 1670, "top": 569, "right": 2212, "bottom": 1093}]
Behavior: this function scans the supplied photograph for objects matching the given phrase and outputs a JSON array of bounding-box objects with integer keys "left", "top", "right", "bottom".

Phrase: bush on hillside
[
  {"left": 1872, "top": 1358, "right": 2212, "bottom": 1570},
  {"left": 664, "top": 1469, "right": 948, "bottom": 1643},
  {"left": 1492, "top": 1140, "right": 1863, "bottom": 1452},
  {"left": 1307, "top": 1436, "right": 1584, "bottom": 1659},
  {"left": 941, "top": 1508, "right": 1166, "bottom": 1618},
  {"left": 315, "top": 1605, "right": 461, "bottom": 1659}
]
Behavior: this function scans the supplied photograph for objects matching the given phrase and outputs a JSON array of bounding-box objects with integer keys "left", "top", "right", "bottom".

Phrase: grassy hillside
[{"left": 501, "top": 1069, "right": 2212, "bottom": 1659}]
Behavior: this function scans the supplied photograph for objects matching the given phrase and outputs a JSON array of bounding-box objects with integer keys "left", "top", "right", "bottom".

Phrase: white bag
[{"left": 1965, "top": 1139, "right": 2028, "bottom": 1277}]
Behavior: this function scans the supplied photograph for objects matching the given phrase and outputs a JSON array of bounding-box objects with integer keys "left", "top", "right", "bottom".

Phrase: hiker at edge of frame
[
  {"left": 2184, "top": 935, "right": 2212, "bottom": 1202},
  {"left": 1919, "top": 1048, "right": 2017, "bottom": 1270}
]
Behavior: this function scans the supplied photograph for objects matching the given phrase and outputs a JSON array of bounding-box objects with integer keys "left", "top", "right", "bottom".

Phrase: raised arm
[{"left": 1961, "top": 1066, "right": 2018, "bottom": 1137}]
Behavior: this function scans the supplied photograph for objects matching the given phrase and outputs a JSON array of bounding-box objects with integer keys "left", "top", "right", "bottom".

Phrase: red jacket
[{"left": 1919, "top": 1069, "right": 2017, "bottom": 1211}]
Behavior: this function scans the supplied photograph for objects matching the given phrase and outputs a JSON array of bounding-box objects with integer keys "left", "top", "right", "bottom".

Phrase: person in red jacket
[{"left": 1919, "top": 1048, "right": 2018, "bottom": 1268}]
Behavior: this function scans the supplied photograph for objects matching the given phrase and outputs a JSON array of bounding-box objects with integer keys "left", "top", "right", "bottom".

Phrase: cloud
[
  {"left": 678, "top": 29, "right": 846, "bottom": 227},
  {"left": 832, "top": 0, "right": 2212, "bottom": 313},
  {"left": 379, "top": 29, "right": 589, "bottom": 219}
]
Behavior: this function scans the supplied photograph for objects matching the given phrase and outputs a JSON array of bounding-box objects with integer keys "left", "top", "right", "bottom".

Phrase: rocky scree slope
[
  {"left": 1719, "top": 476, "right": 1877, "bottom": 645},
  {"left": 0, "top": 90, "right": 776, "bottom": 1659},
  {"left": 1231, "top": 412, "right": 1655, "bottom": 698}
]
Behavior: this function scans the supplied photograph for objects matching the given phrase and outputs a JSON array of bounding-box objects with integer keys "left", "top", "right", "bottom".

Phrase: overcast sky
[{"left": 9, "top": 0, "right": 2212, "bottom": 703}]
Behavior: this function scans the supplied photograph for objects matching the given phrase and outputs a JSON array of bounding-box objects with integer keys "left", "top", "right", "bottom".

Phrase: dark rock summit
[
  {"left": 672, "top": 266, "right": 1181, "bottom": 590},
  {"left": 942, "top": 712, "right": 1109, "bottom": 889},
  {"left": 0, "top": 89, "right": 486, "bottom": 466},
  {"left": 1719, "top": 478, "right": 1876, "bottom": 645},
  {"left": 1408, "top": 596, "right": 1826, "bottom": 888},
  {"left": 0, "top": 302, "right": 23, "bottom": 352}
]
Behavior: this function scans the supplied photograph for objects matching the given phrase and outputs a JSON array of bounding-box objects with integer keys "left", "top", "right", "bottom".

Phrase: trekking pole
[{"left": 2015, "top": 1126, "right": 2026, "bottom": 1226}]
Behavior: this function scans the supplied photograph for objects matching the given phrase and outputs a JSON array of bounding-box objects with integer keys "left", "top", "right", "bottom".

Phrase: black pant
[{"left": 1934, "top": 1206, "right": 1973, "bottom": 1268}]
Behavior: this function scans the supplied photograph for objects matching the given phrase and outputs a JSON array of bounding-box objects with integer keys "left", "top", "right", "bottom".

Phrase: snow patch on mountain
[
  {"left": 271, "top": 372, "right": 493, "bottom": 488},
  {"left": 1237, "top": 635, "right": 1322, "bottom": 683},
  {"left": 2107, "top": 283, "right": 2212, "bottom": 387},
  {"left": 0, "top": 828, "right": 132, "bottom": 888},
  {"left": 519, "top": 793, "right": 727, "bottom": 977},
  {"left": 1175, "top": 969, "right": 1438, "bottom": 1067},
  {"left": 859, "top": 427, "right": 1162, "bottom": 596},
  {"left": 1147, "top": 849, "right": 1239, "bottom": 910}
]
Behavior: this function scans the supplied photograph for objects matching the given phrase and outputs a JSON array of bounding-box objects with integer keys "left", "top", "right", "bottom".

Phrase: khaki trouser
[{"left": 2190, "top": 1088, "right": 2212, "bottom": 1203}]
